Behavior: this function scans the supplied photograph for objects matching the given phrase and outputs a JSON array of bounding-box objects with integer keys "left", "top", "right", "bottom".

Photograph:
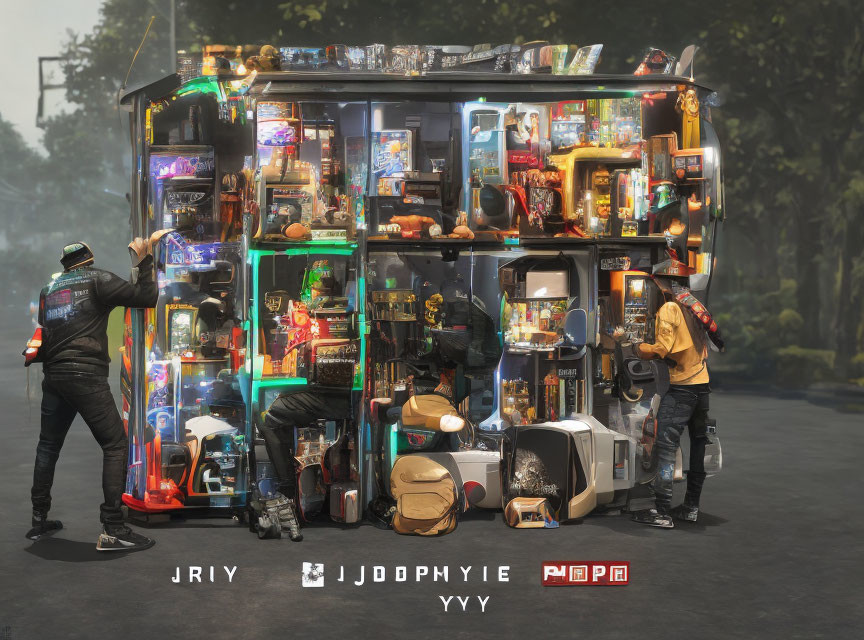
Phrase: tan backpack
[{"left": 390, "top": 455, "right": 460, "bottom": 536}]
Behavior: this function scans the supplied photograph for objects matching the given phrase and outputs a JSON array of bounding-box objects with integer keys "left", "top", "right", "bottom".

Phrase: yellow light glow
[{"left": 237, "top": 64, "right": 247, "bottom": 75}]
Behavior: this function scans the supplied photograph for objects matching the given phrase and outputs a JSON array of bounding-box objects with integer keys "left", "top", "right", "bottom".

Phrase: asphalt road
[{"left": 1, "top": 334, "right": 861, "bottom": 640}]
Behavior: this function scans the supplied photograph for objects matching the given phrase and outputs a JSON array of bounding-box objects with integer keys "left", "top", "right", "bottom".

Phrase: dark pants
[
  {"left": 32, "top": 372, "right": 127, "bottom": 525},
  {"left": 652, "top": 383, "right": 710, "bottom": 513},
  {"left": 259, "top": 390, "right": 352, "bottom": 497}
]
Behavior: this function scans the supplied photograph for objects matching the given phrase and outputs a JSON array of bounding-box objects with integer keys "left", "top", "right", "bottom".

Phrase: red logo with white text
[{"left": 542, "top": 561, "right": 629, "bottom": 586}]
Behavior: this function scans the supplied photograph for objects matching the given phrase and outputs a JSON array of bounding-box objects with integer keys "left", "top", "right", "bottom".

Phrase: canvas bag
[{"left": 390, "top": 455, "right": 459, "bottom": 536}]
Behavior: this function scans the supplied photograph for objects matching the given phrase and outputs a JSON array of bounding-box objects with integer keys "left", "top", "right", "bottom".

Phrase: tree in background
[
  {"left": 2, "top": 0, "right": 861, "bottom": 384},
  {"left": 700, "top": 0, "right": 864, "bottom": 382},
  {"left": 0, "top": 115, "right": 51, "bottom": 318}
]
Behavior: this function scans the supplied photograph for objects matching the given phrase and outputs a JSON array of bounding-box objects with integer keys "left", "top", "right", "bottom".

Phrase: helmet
[
  {"left": 60, "top": 242, "right": 94, "bottom": 270},
  {"left": 635, "top": 48, "right": 676, "bottom": 75},
  {"left": 649, "top": 181, "right": 679, "bottom": 213}
]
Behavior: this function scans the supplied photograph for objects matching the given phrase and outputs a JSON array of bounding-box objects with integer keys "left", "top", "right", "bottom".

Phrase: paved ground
[{"left": 1, "top": 333, "right": 861, "bottom": 640}]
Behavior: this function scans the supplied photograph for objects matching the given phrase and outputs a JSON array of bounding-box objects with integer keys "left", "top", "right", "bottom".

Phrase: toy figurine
[
  {"left": 434, "top": 368, "right": 455, "bottom": 398},
  {"left": 448, "top": 225, "right": 475, "bottom": 240},
  {"left": 676, "top": 89, "right": 700, "bottom": 149},
  {"left": 424, "top": 293, "right": 443, "bottom": 327},
  {"left": 245, "top": 45, "right": 281, "bottom": 73},
  {"left": 389, "top": 214, "right": 436, "bottom": 239},
  {"left": 220, "top": 173, "right": 243, "bottom": 242}
]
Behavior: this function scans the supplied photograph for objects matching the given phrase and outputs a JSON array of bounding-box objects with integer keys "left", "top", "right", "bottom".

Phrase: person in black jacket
[{"left": 27, "top": 237, "right": 162, "bottom": 551}]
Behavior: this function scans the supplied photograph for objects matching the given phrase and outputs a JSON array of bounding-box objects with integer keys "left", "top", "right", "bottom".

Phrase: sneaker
[
  {"left": 631, "top": 508, "right": 674, "bottom": 528},
  {"left": 96, "top": 525, "right": 155, "bottom": 552},
  {"left": 670, "top": 503, "right": 699, "bottom": 522},
  {"left": 26, "top": 513, "right": 63, "bottom": 540}
]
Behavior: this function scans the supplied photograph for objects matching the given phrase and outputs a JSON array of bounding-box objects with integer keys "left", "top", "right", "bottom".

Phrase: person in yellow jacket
[{"left": 630, "top": 267, "right": 711, "bottom": 528}]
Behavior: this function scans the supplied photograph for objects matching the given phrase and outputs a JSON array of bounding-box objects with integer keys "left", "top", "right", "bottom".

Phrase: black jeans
[
  {"left": 32, "top": 372, "right": 127, "bottom": 525},
  {"left": 260, "top": 390, "right": 352, "bottom": 497},
  {"left": 652, "top": 383, "right": 710, "bottom": 513}
]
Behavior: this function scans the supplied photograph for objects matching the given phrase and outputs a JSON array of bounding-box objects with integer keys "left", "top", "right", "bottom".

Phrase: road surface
[{"left": 0, "top": 339, "right": 860, "bottom": 639}]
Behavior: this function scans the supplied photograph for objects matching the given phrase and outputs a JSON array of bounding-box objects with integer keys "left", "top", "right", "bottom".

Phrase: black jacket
[{"left": 38, "top": 255, "right": 158, "bottom": 374}]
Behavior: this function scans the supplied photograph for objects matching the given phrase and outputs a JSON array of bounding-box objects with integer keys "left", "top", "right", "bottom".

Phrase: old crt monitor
[{"left": 525, "top": 270, "right": 568, "bottom": 299}]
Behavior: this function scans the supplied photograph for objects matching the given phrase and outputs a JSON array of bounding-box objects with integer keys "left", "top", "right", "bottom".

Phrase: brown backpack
[{"left": 390, "top": 455, "right": 460, "bottom": 536}]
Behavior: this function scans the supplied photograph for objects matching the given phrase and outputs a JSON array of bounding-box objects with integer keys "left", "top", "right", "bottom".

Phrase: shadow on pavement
[
  {"left": 576, "top": 510, "right": 728, "bottom": 537},
  {"left": 24, "top": 537, "right": 135, "bottom": 562},
  {"left": 667, "top": 511, "right": 729, "bottom": 533}
]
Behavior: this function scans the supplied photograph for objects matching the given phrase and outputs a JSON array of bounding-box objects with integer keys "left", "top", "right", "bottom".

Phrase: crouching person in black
[{"left": 257, "top": 390, "right": 353, "bottom": 542}]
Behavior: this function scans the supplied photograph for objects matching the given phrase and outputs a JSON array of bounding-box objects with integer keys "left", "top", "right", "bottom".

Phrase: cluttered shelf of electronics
[{"left": 181, "top": 42, "right": 702, "bottom": 82}]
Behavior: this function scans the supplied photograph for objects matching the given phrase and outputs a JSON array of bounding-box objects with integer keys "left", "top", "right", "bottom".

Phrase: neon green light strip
[
  {"left": 389, "top": 424, "right": 398, "bottom": 475},
  {"left": 355, "top": 275, "right": 367, "bottom": 390},
  {"left": 253, "top": 378, "right": 309, "bottom": 390},
  {"left": 248, "top": 244, "right": 357, "bottom": 258}
]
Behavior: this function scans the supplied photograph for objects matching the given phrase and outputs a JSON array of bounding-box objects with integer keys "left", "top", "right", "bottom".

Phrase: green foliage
[
  {"left": 777, "top": 308, "right": 803, "bottom": 340},
  {"left": 850, "top": 353, "right": 864, "bottom": 379},
  {"left": 705, "top": 0, "right": 864, "bottom": 367},
  {"left": 0, "top": 115, "right": 55, "bottom": 327},
  {"left": 774, "top": 346, "right": 836, "bottom": 388},
  {"left": 714, "top": 278, "right": 819, "bottom": 382}
]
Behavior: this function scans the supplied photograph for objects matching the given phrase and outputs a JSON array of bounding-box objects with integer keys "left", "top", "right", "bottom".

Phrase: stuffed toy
[{"left": 390, "top": 215, "right": 436, "bottom": 239}]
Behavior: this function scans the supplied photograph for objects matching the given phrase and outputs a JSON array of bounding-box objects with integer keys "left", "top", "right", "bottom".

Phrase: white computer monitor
[{"left": 525, "top": 270, "right": 568, "bottom": 299}]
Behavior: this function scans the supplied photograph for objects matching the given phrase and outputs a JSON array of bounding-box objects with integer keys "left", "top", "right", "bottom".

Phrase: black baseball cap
[{"left": 60, "top": 242, "right": 94, "bottom": 270}]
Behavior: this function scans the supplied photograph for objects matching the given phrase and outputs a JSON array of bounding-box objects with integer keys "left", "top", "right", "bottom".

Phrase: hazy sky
[{"left": 0, "top": 0, "right": 103, "bottom": 150}]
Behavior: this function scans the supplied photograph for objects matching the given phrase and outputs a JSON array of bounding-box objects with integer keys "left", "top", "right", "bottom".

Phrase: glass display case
[
  {"left": 365, "top": 249, "right": 502, "bottom": 449},
  {"left": 463, "top": 103, "right": 507, "bottom": 207},
  {"left": 254, "top": 101, "right": 367, "bottom": 242},
  {"left": 495, "top": 250, "right": 592, "bottom": 427},
  {"left": 367, "top": 101, "right": 462, "bottom": 240},
  {"left": 459, "top": 97, "right": 651, "bottom": 239},
  {"left": 550, "top": 100, "right": 587, "bottom": 152},
  {"left": 365, "top": 246, "right": 594, "bottom": 433},
  {"left": 585, "top": 97, "right": 642, "bottom": 148},
  {"left": 609, "top": 270, "right": 663, "bottom": 343},
  {"left": 251, "top": 249, "right": 359, "bottom": 382},
  {"left": 249, "top": 246, "right": 361, "bottom": 523},
  {"left": 124, "top": 80, "right": 252, "bottom": 513}
]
